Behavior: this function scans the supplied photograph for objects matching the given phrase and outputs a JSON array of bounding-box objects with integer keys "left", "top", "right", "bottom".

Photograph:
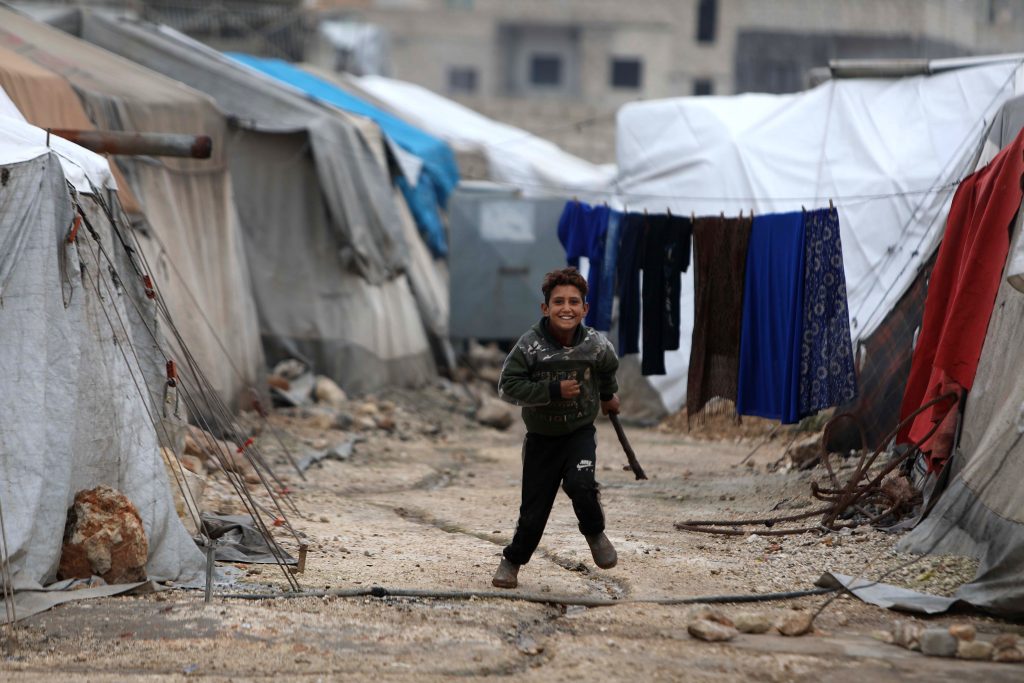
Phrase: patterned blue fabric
[
  {"left": 592, "top": 209, "right": 622, "bottom": 331},
  {"left": 798, "top": 208, "right": 857, "bottom": 417}
]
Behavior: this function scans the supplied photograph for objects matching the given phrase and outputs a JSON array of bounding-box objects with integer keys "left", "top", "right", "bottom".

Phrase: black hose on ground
[{"left": 212, "top": 585, "right": 837, "bottom": 607}]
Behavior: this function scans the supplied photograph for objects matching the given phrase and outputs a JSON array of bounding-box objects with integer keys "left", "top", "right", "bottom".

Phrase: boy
[{"left": 492, "top": 267, "right": 620, "bottom": 589}]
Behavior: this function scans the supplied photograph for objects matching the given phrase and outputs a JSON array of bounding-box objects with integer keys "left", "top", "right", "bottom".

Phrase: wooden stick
[{"left": 609, "top": 413, "right": 648, "bottom": 480}]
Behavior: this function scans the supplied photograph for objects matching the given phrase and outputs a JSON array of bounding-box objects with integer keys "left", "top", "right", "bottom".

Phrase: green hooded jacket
[{"left": 498, "top": 319, "right": 619, "bottom": 436}]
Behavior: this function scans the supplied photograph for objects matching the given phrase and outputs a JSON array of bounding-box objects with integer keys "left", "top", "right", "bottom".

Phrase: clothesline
[
  {"left": 482, "top": 174, "right": 964, "bottom": 206},
  {"left": 558, "top": 200, "right": 858, "bottom": 426}
]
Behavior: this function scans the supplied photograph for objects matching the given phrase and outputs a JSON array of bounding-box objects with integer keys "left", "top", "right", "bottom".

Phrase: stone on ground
[
  {"left": 776, "top": 611, "right": 814, "bottom": 637},
  {"left": 920, "top": 629, "right": 959, "bottom": 657},
  {"left": 956, "top": 639, "right": 993, "bottom": 660},
  {"left": 58, "top": 485, "right": 148, "bottom": 584},
  {"left": 687, "top": 619, "right": 738, "bottom": 642},
  {"left": 732, "top": 612, "right": 773, "bottom": 634}
]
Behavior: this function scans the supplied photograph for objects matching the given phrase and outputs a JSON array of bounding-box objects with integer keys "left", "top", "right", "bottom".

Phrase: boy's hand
[
  {"left": 560, "top": 379, "right": 581, "bottom": 399},
  {"left": 601, "top": 394, "right": 620, "bottom": 415}
]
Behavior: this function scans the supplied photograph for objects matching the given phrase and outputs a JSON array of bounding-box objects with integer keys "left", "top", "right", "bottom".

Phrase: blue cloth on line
[
  {"left": 798, "top": 208, "right": 858, "bottom": 417},
  {"left": 557, "top": 201, "right": 611, "bottom": 329},
  {"left": 616, "top": 213, "right": 646, "bottom": 355},
  {"left": 592, "top": 209, "right": 623, "bottom": 332},
  {"left": 228, "top": 54, "right": 459, "bottom": 257},
  {"left": 737, "top": 211, "right": 807, "bottom": 424}
]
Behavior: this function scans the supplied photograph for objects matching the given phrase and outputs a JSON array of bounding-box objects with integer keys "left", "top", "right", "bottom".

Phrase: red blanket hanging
[{"left": 898, "top": 131, "right": 1024, "bottom": 471}]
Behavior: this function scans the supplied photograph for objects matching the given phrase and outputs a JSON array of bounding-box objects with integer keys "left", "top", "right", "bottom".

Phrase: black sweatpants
[{"left": 503, "top": 425, "right": 606, "bottom": 566}]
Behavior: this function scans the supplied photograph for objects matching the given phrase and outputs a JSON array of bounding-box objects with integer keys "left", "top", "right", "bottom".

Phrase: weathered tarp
[
  {"left": 0, "top": 7, "right": 266, "bottom": 415},
  {"left": 78, "top": 14, "right": 438, "bottom": 392},
  {"left": 355, "top": 74, "right": 615, "bottom": 197},
  {"left": 898, "top": 95, "right": 1024, "bottom": 616},
  {"left": 615, "top": 61, "right": 1024, "bottom": 414},
  {"left": 0, "top": 148, "right": 204, "bottom": 601},
  {"left": 230, "top": 54, "right": 459, "bottom": 258}
]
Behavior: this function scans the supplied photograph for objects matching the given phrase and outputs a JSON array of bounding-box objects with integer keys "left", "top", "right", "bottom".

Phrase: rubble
[
  {"left": 732, "top": 612, "right": 773, "bottom": 634},
  {"left": 948, "top": 623, "right": 976, "bottom": 641},
  {"left": 475, "top": 396, "right": 515, "bottom": 430},
  {"left": 956, "top": 640, "right": 993, "bottom": 660},
  {"left": 313, "top": 376, "right": 348, "bottom": 407},
  {"left": 775, "top": 611, "right": 814, "bottom": 637},
  {"left": 892, "top": 622, "right": 923, "bottom": 650},
  {"left": 58, "top": 485, "right": 148, "bottom": 584},
  {"left": 919, "top": 629, "right": 958, "bottom": 657},
  {"left": 687, "top": 619, "right": 738, "bottom": 642}
]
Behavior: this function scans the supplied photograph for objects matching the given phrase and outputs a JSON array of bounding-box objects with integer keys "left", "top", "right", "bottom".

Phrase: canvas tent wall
[
  {"left": 229, "top": 53, "right": 459, "bottom": 259},
  {"left": 0, "top": 105, "right": 204, "bottom": 612},
  {"left": 355, "top": 74, "right": 615, "bottom": 198},
  {"left": 614, "top": 59, "right": 1024, "bottom": 417},
  {"left": 898, "top": 93, "right": 1024, "bottom": 616},
  {"left": 77, "top": 13, "right": 439, "bottom": 393},
  {"left": 0, "top": 6, "right": 266, "bottom": 416}
]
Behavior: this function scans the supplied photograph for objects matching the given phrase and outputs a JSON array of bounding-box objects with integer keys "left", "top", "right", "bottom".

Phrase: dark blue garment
[
  {"left": 798, "top": 208, "right": 857, "bottom": 417},
  {"left": 737, "top": 211, "right": 807, "bottom": 424},
  {"left": 640, "top": 214, "right": 693, "bottom": 375},
  {"left": 557, "top": 201, "right": 610, "bottom": 329},
  {"left": 616, "top": 213, "right": 646, "bottom": 356},
  {"left": 591, "top": 209, "right": 623, "bottom": 331}
]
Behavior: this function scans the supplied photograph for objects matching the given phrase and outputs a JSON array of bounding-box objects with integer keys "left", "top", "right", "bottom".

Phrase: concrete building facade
[{"left": 310, "top": 0, "right": 1024, "bottom": 162}]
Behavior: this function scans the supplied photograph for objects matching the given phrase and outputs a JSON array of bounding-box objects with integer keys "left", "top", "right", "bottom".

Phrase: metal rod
[
  {"left": 204, "top": 541, "right": 216, "bottom": 605},
  {"left": 48, "top": 129, "right": 212, "bottom": 159}
]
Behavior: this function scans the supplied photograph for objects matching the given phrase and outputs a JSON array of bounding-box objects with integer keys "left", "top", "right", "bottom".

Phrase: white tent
[
  {"left": 356, "top": 74, "right": 615, "bottom": 197},
  {"left": 615, "top": 59, "right": 1024, "bottom": 414},
  {"left": 0, "top": 97, "right": 205, "bottom": 617}
]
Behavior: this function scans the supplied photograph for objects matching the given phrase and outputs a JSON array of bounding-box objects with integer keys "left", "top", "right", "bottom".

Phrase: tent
[
  {"left": 229, "top": 53, "right": 459, "bottom": 259},
  {"left": 76, "top": 13, "right": 441, "bottom": 392},
  {"left": 614, "top": 58, "right": 1024, "bottom": 416},
  {"left": 0, "top": 6, "right": 266, "bottom": 416},
  {"left": 0, "top": 92, "right": 204, "bottom": 618},
  {"left": 898, "top": 93, "right": 1024, "bottom": 616},
  {"left": 354, "top": 74, "right": 616, "bottom": 197}
]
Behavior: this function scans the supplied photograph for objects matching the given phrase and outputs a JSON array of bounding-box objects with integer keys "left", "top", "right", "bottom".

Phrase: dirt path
[{"left": 3, "top": 410, "right": 1021, "bottom": 681}]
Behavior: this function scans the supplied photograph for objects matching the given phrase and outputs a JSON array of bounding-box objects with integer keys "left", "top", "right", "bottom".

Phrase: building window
[
  {"left": 693, "top": 78, "right": 713, "bottom": 96},
  {"left": 448, "top": 66, "right": 478, "bottom": 94},
  {"left": 696, "top": 0, "right": 717, "bottom": 43},
  {"left": 610, "top": 57, "right": 643, "bottom": 89},
  {"left": 530, "top": 54, "right": 562, "bottom": 86}
]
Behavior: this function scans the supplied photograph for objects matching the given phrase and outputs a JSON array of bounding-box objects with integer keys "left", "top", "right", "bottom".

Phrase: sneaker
[
  {"left": 586, "top": 532, "right": 617, "bottom": 569},
  {"left": 491, "top": 558, "right": 520, "bottom": 589}
]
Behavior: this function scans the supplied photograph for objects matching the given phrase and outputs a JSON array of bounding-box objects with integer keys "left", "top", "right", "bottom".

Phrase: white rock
[{"left": 687, "top": 619, "right": 738, "bottom": 642}]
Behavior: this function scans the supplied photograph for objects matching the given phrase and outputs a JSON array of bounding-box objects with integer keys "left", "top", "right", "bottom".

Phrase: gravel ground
[{"left": 2, "top": 383, "right": 1020, "bottom": 682}]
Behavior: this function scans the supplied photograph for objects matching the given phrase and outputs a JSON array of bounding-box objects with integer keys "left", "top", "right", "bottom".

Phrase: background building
[{"left": 15, "top": 0, "right": 1024, "bottom": 162}]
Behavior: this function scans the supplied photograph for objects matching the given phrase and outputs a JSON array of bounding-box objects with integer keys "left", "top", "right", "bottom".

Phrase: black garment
[
  {"left": 503, "top": 425, "right": 605, "bottom": 566},
  {"left": 617, "top": 213, "right": 646, "bottom": 356},
  {"left": 641, "top": 214, "right": 692, "bottom": 375}
]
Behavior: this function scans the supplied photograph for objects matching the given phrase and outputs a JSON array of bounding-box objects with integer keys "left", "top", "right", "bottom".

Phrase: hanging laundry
[
  {"left": 898, "top": 130, "right": 1024, "bottom": 472},
  {"left": 557, "top": 200, "right": 611, "bottom": 329},
  {"left": 617, "top": 212, "right": 646, "bottom": 356},
  {"left": 798, "top": 207, "right": 857, "bottom": 418},
  {"left": 591, "top": 208, "right": 623, "bottom": 332},
  {"left": 640, "top": 213, "right": 692, "bottom": 375},
  {"left": 736, "top": 211, "right": 806, "bottom": 424},
  {"left": 686, "top": 214, "right": 752, "bottom": 421}
]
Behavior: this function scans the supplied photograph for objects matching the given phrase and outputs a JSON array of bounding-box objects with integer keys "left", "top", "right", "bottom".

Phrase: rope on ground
[{"left": 212, "top": 585, "right": 836, "bottom": 607}]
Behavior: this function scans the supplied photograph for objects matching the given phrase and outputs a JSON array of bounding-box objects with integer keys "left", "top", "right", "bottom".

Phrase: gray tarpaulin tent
[
  {"left": 898, "top": 94, "right": 1024, "bottom": 616},
  {"left": 0, "top": 7, "right": 266, "bottom": 416},
  {"left": 76, "top": 12, "right": 441, "bottom": 391},
  {"left": 0, "top": 113, "right": 204, "bottom": 620}
]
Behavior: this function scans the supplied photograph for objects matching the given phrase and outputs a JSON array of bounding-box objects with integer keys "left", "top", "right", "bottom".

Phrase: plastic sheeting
[
  {"left": 0, "top": 86, "right": 114, "bottom": 192},
  {"left": 230, "top": 54, "right": 458, "bottom": 258},
  {"left": 615, "top": 61, "right": 1024, "bottom": 413},
  {"left": 0, "top": 153, "right": 204, "bottom": 597},
  {"left": 0, "top": 7, "right": 266, "bottom": 415},
  {"left": 78, "top": 14, "right": 438, "bottom": 392},
  {"left": 356, "top": 74, "right": 616, "bottom": 197},
  {"left": 898, "top": 96, "right": 1024, "bottom": 615}
]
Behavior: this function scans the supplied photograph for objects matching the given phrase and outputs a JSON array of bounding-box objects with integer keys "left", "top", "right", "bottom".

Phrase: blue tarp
[{"left": 229, "top": 54, "right": 458, "bottom": 257}]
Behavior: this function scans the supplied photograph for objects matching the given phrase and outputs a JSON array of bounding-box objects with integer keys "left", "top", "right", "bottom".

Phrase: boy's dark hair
[{"left": 541, "top": 267, "right": 588, "bottom": 304}]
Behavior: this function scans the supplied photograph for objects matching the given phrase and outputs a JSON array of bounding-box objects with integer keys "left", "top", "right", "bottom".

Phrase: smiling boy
[{"left": 492, "top": 267, "right": 620, "bottom": 589}]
